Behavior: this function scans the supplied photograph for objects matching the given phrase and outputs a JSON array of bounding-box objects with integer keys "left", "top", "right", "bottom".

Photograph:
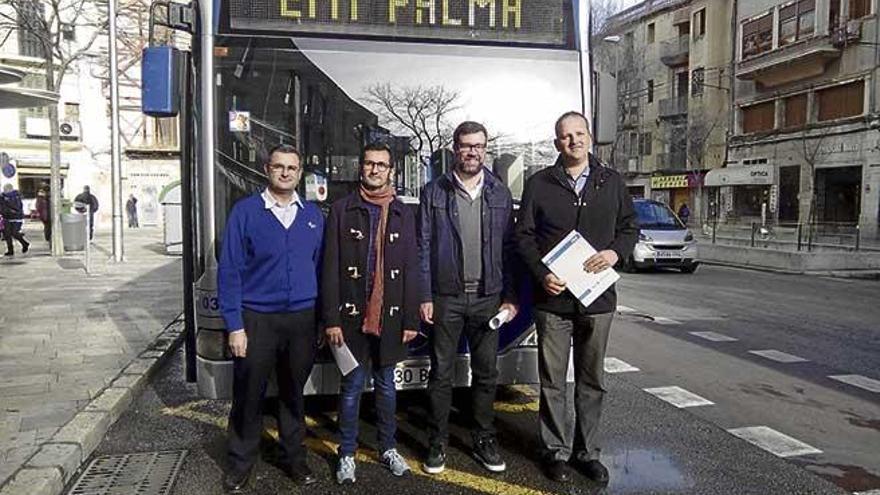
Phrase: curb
[
  {"left": 0, "top": 316, "right": 185, "bottom": 495},
  {"left": 700, "top": 260, "right": 880, "bottom": 280}
]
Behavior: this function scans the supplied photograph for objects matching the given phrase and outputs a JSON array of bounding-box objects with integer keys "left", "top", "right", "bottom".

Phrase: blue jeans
[{"left": 338, "top": 364, "right": 397, "bottom": 456}]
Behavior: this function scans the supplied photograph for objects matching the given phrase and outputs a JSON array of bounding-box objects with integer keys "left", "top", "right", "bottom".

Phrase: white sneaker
[
  {"left": 381, "top": 449, "right": 411, "bottom": 477},
  {"left": 336, "top": 455, "right": 356, "bottom": 484}
]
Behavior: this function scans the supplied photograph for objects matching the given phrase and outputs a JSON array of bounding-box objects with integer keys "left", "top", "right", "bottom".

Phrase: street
[
  {"left": 613, "top": 264, "right": 880, "bottom": 493},
  {"left": 75, "top": 264, "right": 880, "bottom": 495}
]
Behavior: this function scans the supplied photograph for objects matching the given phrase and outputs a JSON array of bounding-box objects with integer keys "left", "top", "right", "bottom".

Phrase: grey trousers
[{"left": 534, "top": 310, "right": 614, "bottom": 462}]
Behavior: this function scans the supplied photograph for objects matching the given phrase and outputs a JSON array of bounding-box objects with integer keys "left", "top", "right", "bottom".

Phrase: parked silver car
[{"left": 622, "top": 198, "right": 699, "bottom": 273}]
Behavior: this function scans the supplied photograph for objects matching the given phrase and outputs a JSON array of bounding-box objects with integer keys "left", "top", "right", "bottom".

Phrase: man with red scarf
[{"left": 321, "top": 141, "right": 419, "bottom": 484}]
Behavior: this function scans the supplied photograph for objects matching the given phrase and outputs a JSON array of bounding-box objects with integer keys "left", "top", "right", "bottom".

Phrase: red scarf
[{"left": 359, "top": 184, "right": 395, "bottom": 336}]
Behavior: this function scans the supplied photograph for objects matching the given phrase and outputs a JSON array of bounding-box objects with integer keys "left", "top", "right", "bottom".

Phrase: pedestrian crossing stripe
[{"left": 727, "top": 426, "right": 822, "bottom": 458}]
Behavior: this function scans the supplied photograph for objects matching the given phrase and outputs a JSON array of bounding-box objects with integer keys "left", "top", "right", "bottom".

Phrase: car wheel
[{"left": 680, "top": 263, "right": 698, "bottom": 274}]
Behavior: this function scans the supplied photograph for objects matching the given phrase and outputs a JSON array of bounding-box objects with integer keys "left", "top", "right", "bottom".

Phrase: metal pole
[
  {"left": 85, "top": 204, "right": 91, "bottom": 274},
  {"left": 199, "top": 0, "right": 216, "bottom": 267},
  {"left": 750, "top": 222, "right": 756, "bottom": 247},
  {"left": 108, "top": 0, "right": 124, "bottom": 262},
  {"left": 180, "top": 51, "right": 197, "bottom": 382}
]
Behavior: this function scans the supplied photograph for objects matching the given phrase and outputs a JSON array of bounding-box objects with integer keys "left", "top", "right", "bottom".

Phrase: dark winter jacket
[
  {"left": 515, "top": 154, "right": 638, "bottom": 316},
  {"left": 74, "top": 192, "right": 99, "bottom": 214},
  {"left": 417, "top": 168, "right": 517, "bottom": 303},
  {"left": 321, "top": 193, "right": 419, "bottom": 368},
  {"left": 0, "top": 191, "right": 24, "bottom": 220}
]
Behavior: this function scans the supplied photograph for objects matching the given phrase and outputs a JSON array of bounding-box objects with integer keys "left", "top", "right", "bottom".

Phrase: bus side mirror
[{"left": 593, "top": 71, "right": 617, "bottom": 146}]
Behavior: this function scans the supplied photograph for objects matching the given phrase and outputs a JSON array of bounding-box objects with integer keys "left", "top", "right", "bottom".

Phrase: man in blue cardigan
[{"left": 218, "top": 144, "right": 324, "bottom": 492}]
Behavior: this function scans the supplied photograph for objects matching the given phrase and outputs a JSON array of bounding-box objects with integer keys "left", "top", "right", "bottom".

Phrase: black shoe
[
  {"left": 574, "top": 458, "right": 609, "bottom": 484},
  {"left": 543, "top": 459, "right": 571, "bottom": 483},
  {"left": 21, "top": 241, "right": 29, "bottom": 253},
  {"left": 3, "top": 252, "right": 12, "bottom": 257},
  {"left": 473, "top": 436, "right": 506, "bottom": 472},
  {"left": 222, "top": 465, "right": 253, "bottom": 493},
  {"left": 286, "top": 462, "right": 318, "bottom": 486},
  {"left": 422, "top": 444, "right": 446, "bottom": 474}
]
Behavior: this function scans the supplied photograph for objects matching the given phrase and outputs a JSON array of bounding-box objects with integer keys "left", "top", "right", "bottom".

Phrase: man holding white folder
[
  {"left": 321, "top": 142, "right": 419, "bottom": 484},
  {"left": 515, "top": 112, "right": 638, "bottom": 484}
]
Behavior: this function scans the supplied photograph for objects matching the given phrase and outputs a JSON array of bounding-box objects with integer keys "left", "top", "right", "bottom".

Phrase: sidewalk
[{"left": 0, "top": 224, "right": 183, "bottom": 492}]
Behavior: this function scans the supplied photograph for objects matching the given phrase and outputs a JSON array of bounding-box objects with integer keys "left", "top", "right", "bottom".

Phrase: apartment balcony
[
  {"left": 736, "top": 33, "right": 844, "bottom": 88},
  {"left": 658, "top": 97, "right": 688, "bottom": 119},
  {"left": 660, "top": 36, "right": 690, "bottom": 66},
  {"left": 656, "top": 150, "right": 688, "bottom": 170}
]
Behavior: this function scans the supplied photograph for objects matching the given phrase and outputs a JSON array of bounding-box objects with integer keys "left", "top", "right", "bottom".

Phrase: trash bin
[
  {"left": 61, "top": 212, "right": 86, "bottom": 251},
  {"left": 160, "top": 182, "right": 182, "bottom": 255}
]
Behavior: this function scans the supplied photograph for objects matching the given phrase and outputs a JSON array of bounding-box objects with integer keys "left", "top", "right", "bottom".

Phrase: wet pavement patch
[{"left": 66, "top": 450, "right": 187, "bottom": 495}]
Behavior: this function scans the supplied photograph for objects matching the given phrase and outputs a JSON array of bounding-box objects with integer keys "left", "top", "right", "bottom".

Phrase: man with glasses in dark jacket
[
  {"left": 516, "top": 111, "right": 637, "bottom": 485},
  {"left": 418, "top": 121, "right": 518, "bottom": 475}
]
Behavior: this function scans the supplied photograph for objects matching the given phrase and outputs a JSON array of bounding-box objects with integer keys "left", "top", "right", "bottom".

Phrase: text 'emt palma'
[{"left": 279, "top": 0, "right": 526, "bottom": 29}]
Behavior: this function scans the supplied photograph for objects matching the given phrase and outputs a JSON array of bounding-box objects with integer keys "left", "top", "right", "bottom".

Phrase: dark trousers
[
  {"left": 42, "top": 221, "right": 51, "bottom": 243},
  {"left": 534, "top": 310, "right": 613, "bottom": 462},
  {"left": 427, "top": 292, "right": 500, "bottom": 446},
  {"left": 227, "top": 308, "right": 317, "bottom": 474},
  {"left": 3, "top": 222, "right": 28, "bottom": 254},
  {"left": 338, "top": 364, "right": 396, "bottom": 456}
]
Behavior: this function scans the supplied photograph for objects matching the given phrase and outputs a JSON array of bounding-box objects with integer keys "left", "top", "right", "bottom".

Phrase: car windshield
[{"left": 634, "top": 201, "right": 685, "bottom": 230}]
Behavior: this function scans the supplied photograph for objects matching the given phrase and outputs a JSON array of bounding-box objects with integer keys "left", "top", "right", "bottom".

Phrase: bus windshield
[{"left": 211, "top": 35, "right": 582, "bottom": 207}]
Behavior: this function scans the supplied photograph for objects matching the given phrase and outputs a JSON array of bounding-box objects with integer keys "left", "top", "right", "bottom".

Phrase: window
[
  {"left": 647, "top": 80, "right": 654, "bottom": 103},
  {"left": 691, "top": 68, "right": 704, "bottom": 97},
  {"left": 783, "top": 94, "right": 807, "bottom": 128},
  {"left": 830, "top": 0, "right": 841, "bottom": 29},
  {"left": 742, "top": 13, "right": 773, "bottom": 58},
  {"left": 677, "top": 21, "right": 691, "bottom": 37},
  {"left": 693, "top": 9, "right": 706, "bottom": 38},
  {"left": 742, "top": 101, "right": 775, "bottom": 133},
  {"left": 817, "top": 80, "right": 864, "bottom": 121},
  {"left": 639, "top": 132, "right": 653, "bottom": 156},
  {"left": 849, "top": 0, "right": 871, "bottom": 19},
  {"left": 64, "top": 103, "right": 80, "bottom": 122},
  {"left": 779, "top": 0, "right": 815, "bottom": 46},
  {"left": 628, "top": 132, "right": 639, "bottom": 156},
  {"left": 17, "top": 0, "right": 46, "bottom": 58},
  {"left": 647, "top": 23, "right": 655, "bottom": 43}
]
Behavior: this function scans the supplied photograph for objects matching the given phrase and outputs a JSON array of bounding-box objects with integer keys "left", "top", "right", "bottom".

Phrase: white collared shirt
[
  {"left": 453, "top": 169, "right": 485, "bottom": 201},
  {"left": 261, "top": 189, "right": 302, "bottom": 229}
]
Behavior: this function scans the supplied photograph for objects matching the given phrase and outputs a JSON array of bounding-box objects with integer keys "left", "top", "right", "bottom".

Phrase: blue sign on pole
[{"left": 1, "top": 163, "right": 15, "bottom": 179}]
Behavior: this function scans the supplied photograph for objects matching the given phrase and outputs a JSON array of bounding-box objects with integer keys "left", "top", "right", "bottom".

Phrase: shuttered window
[
  {"left": 742, "top": 101, "right": 775, "bottom": 133},
  {"left": 783, "top": 94, "right": 807, "bottom": 128},
  {"left": 817, "top": 80, "right": 864, "bottom": 121}
]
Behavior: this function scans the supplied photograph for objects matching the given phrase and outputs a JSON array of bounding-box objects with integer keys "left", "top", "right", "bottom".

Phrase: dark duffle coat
[{"left": 320, "top": 192, "right": 420, "bottom": 368}]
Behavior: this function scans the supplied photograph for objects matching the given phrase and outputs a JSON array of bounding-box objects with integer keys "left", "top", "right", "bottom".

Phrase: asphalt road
[{"left": 612, "top": 264, "right": 880, "bottom": 493}]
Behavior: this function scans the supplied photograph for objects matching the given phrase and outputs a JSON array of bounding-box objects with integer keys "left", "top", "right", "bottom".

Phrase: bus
[{"left": 143, "top": 0, "right": 615, "bottom": 398}]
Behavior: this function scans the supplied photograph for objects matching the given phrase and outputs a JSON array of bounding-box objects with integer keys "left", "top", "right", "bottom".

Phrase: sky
[{"left": 294, "top": 38, "right": 583, "bottom": 144}]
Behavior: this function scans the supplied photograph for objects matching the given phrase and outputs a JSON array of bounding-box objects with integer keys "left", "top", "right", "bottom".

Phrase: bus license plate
[{"left": 394, "top": 364, "right": 430, "bottom": 389}]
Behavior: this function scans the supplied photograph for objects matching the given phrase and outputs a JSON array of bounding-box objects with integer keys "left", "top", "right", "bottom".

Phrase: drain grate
[{"left": 67, "top": 450, "right": 187, "bottom": 495}]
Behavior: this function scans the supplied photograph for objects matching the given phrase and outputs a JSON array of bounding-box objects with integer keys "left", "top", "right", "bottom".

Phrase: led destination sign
[{"left": 227, "top": 0, "right": 568, "bottom": 46}]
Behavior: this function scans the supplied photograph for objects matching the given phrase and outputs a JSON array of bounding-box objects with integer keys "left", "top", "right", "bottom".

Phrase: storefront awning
[
  {"left": 0, "top": 86, "right": 58, "bottom": 109},
  {"left": 704, "top": 165, "right": 774, "bottom": 187}
]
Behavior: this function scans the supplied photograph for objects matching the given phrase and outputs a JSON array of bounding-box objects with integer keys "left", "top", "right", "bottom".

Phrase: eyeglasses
[
  {"left": 456, "top": 143, "right": 487, "bottom": 152},
  {"left": 267, "top": 163, "right": 302, "bottom": 174},
  {"left": 363, "top": 160, "right": 391, "bottom": 172}
]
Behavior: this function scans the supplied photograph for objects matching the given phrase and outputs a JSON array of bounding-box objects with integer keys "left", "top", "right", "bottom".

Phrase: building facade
[
  {"left": 596, "top": 0, "right": 734, "bottom": 226},
  {"left": 0, "top": 0, "right": 180, "bottom": 228},
  {"left": 724, "top": 0, "right": 879, "bottom": 239}
]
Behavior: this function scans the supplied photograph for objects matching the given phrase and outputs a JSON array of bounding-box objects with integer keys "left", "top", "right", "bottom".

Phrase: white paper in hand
[
  {"left": 330, "top": 342, "right": 359, "bottom": 376},
  {"left": 541, "top": 230, "right": 620, "bottom": 309},
  {"left": 488, "top": 308, "right": 510, "bottom": 330}
]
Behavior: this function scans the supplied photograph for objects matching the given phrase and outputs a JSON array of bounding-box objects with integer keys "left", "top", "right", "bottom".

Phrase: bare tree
[
  {"left": 591, "top": 0, "right": 623, "bottom": 36},
  {"left": 0, "top": 0, "right": 105, "bottom": 255},
  {"left": 793, "top": 125, "right": 835, "bottom": 245},
  {"left": 363, "top": 83, "right": 460, "bottom": 164}
]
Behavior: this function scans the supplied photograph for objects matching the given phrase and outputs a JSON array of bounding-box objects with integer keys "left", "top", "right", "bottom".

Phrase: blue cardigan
[{"left": 218, "top": 192, "right": 324, "bottom": 331}]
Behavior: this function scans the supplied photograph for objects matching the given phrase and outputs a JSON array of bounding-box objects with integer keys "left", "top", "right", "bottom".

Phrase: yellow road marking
[{"left": 162, "top": 400, "right": 555, "bottom": 495}]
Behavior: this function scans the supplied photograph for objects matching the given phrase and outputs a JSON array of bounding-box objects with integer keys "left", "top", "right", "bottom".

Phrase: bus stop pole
[
  {"left": 198, "top": 0, "right": 217, "bottom": 267},
  {"left": 109, "top": 0, "right": 124, "bottom": 262}
]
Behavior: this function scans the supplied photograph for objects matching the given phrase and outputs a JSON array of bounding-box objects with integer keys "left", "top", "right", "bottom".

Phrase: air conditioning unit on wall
[{"left": 24, "top": 117, "right": 81, "bottom": 140}]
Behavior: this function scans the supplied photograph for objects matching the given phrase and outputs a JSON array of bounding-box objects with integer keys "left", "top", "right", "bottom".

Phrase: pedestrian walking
[
  {"left": 74, "top": 185, "right": 99, "bottom": 240},
  {"left": 217, "top": 144, "right": 324, "bottom": 493},
  {"left": 1, "top": 183, "right": 30, "bottom": 256},
  {"left": 515, "top": 111, "right": 637, "bottom": 484},
  {"left": 321, "top": 142, "right": 418, "bottom": 484},
  {"left": 418, "top": 121, "right": 519, "bottom": 475},
  {"left": 126, "top": 194, "right": 139, "bottom": 228},
  {"left": 36, "top": 185, "right": 51, "bottom": 244},
  {"left": 678, "top": 203, "right": 690, "bottom": 226}
]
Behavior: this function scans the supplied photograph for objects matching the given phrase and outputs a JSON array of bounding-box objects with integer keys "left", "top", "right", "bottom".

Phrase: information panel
[{"left": 226, "top": 0, "right": 568, "bottom": 46}]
